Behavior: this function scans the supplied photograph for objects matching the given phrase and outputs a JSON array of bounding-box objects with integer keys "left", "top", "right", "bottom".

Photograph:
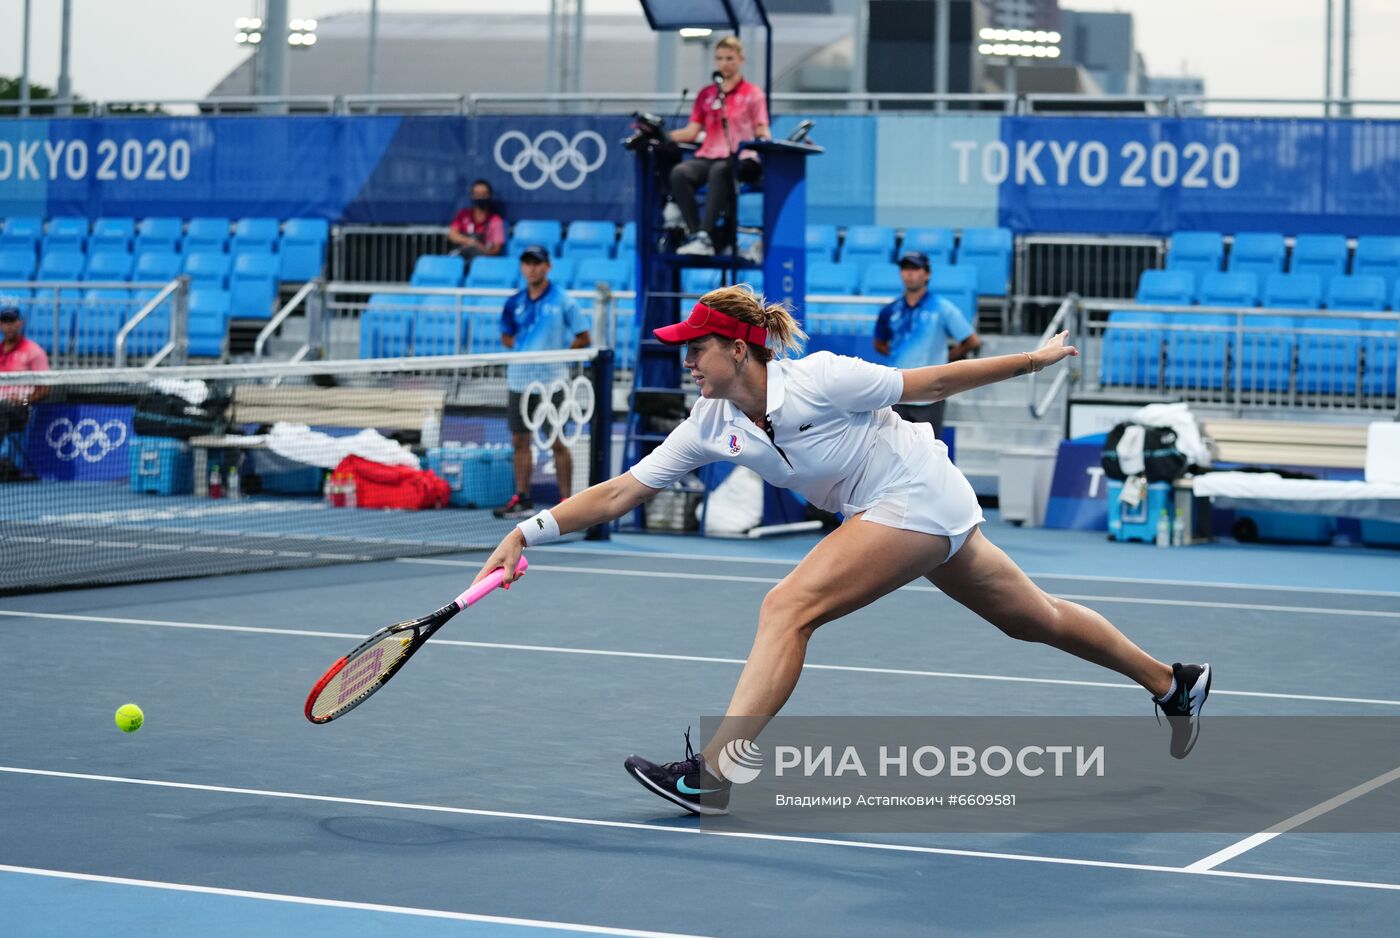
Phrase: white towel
[
  {"left": 263, "top": 423, "right": 420, "bottom": 470},
  {"left": 1129, "top": 402, "right": 1212, "bottom": 467},
  {"left": 1117, "top": 425, "right": 1146, "bottom": 477}
]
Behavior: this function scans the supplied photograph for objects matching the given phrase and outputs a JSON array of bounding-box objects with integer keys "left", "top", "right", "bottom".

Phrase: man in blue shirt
[
  {"left": 873, "top": 250, "right": 981, "bottom": 439},
  {"left": 493, "top": 245, "right": 592, "bottom": 519}
]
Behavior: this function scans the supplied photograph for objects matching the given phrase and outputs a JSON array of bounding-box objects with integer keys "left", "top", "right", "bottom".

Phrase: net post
[{"left": 586, "top": 348, "right": 614, "bottom": 541}]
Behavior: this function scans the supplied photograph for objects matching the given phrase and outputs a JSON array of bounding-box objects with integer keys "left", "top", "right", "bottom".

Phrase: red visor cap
[{"left": 653, "top": 303, "right": 768, "bottom": 346}]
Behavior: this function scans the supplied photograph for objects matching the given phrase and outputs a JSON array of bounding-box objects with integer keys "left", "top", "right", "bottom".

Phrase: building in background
[{"left": 989, "top": 0, "right": 1061, "bottom": 31}]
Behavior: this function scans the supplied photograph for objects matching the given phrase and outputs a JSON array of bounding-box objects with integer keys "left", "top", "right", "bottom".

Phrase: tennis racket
[{"left": 304, "top": 556, "right": 528, "bottom": 724}]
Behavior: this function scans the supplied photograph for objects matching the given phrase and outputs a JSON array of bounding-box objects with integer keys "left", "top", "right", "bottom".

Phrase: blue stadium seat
[
  {"left": 134, "top": 251, "right": 183, "bottom": 283},
  {"left": 468, "top": 309, "right": 507, "bottom": 353},
  {"left": 0, "top": 248, "right": 36, "bottom": 281},
  {"left": 25, "top": 290, "right": 75, "bottom": 356},
  {"left": 547, "top": 256, "right": 578, "bottom": 291},
  {"left": 187, "top": 288, "right": 232, "bottom": 358},
  {"left": 0, "top": 216, "right": 43, "bottom": 252},
  {"left": 859, "top": 263, "right": 903, "bottom": 297},
  {"left": 619, "top": 221, "right": 637, "bottom": 254},
  {"left": 562, "top": 220, "right": 617, "bottom": 259},
  {"left": 1100, "top": 311, "right": 1166, "bottom": 388},
  {"left": 1135, "top": 269, "right": 1195, "bottom": 305},
  {"left": 1198, "top": 271, "right": 1259, "bottom": 307},
  {"left": 184, "top": 217, "right": 231, "bottom": 253},
  {"left": 1262, "top": 272, "right": 1323, "bottom": 309},
  {"left": 413, "top": 296, "right": 467, "bottom": 357},
  {"left": 279, "top": 218, "right": 329, "bottom": 281},
  {"left": 737, "top": 192, "right": 764, "bottom": 229},
  {"left": 1236, "top": 313, "right": 1298, "bottom": 393},
  {"left": 228, "top": 252, "right": 280, "bottom": 320},
  {"left": 741, "top": 271, "right": 764, "bottom": 296},
  {"left": 508, "top": 220, "right": 563, "bottom": 256},
  {"left": 184, "top": 252, "right": 233, "bottom": 289},
  {"left": 463, "top": 256, "right": 518, "bottom": 289},
  {"left": 574, "top": 256, "right": 630, "bottom": 292},
  {"left": 900, "top": 227, "right": 955, "bottom": 267},
  {"left": 1227, "top": 232, "right": 1285, "bottom": 280},
  {"left": 37, "top": 250, "right": 85, "bottom": 283},
  {"left": 1164, "top": 312, "right": 1233, "bottom": 390},
  {"left": 90, "top": 217, "right": 135, "bottom": 254},
  {"left": 805, "top": 225, "right": 839, "bottom": 264},
  {"left": 407, "top": 254, "right": 463, "bottom": 288},
  {"left": 807, "top": 261, "right": 860, "bottom": 295},
  {"left": 135, "top": 217, "right": 183, "bottom": 255},
  {"left": 1299, "top": 315, "right": 1363, "bottom": 395},
  {"left": 930, "top": 264, "right": 979, "bottom": 323},
  {"left": 841, "top": 225, "right": 896, "bottom": 269},
  {"left": 1166, "top": 230, "right": 1225, "bottom": 284},
  {"left": 1351, "top": 236, "right": 1400, "bottom": 295},
  {"left": 43, "top": 216, "right": 89, "bottom": 255},
  {"left": 1290, "top": 233, "right": 1348, "bottom": 280},
  {"left": 360, "top": 294, "right": 415, "bottom": 358},
  {"left": 231, "top": 217, "right": 281, "bottom": 254},
  {"left": 83, "top": 252, "right": 135, "bottom": 282},
  {"left": 681, "top": 268, "right": 721, "bottom": 296},
  {"left": 1325, "top": 274, "right": 1387, "bottom": 312},
  {"left": 75, "top": 288, "right": 132, "bottom": 357},
  {"left": 955, "top": 227, "right": 1013, "bottom": 296},
  {"left": 612, "top": 296, "right": 638, "bottom": 371}
]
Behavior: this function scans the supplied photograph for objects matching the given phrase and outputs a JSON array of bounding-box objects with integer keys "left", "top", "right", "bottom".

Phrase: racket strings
[{"left": 309, "top": 630, "right": 415, "bottom": 720}]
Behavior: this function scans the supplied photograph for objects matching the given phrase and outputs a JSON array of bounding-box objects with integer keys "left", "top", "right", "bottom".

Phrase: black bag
[
  {"left": 1102, "top": 421, "right": 1189, "bottom": 483},
  {"left": 133, "top": 392, "right": 228, "bottom": 439}
]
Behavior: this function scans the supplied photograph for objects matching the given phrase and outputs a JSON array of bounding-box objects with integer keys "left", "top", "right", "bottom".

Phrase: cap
[
  {"left": 0, "top": 298, "right": 21, "bottom": 322},
  {"left": 519, "top": 244, "right": 551, "bottom": 263},
  {"left": 897, "top": 250, "right": 931, "bottom": 271},
  {"left": 653, "top": 302, "right": 768, "bottom": 346}
]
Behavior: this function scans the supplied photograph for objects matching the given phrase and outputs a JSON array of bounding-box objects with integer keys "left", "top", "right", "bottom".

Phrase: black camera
[{"left": 623, "top": 111, "right": 668, "bottom": 152}]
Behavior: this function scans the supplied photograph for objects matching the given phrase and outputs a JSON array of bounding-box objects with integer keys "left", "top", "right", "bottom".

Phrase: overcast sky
[{"left": 1, "top": 1, "right": 1396, "bottom": 107}]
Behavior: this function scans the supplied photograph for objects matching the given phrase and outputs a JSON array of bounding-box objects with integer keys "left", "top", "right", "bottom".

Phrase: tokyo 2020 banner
[{"left": 2, "top": 113, "right": 1399, "bottom": 235}]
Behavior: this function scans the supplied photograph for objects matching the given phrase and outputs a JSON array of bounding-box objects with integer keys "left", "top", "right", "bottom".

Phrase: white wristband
[{"left": 517, "top": 509, "right": 561, "bottom": 546}]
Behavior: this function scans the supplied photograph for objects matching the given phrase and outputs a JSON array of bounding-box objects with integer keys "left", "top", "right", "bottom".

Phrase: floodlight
[
  {"left": 290, "top": 18, "right": 305, "bottom": 31},
  {"left": 1047, "top": 46, "right": 1060, "bottom": 58},
  {"left": 236, "top": 17, "right": 251, "bottom": 29},
  {"left": 289, "top": 33, "right": 303, "bottom": 45},
  {"left": 248, "top": 32, "right": 262, "bottom": 44},
  {"left": 235, "top": 32, "right": 249, "bottom": 43},
  {"left": 679, "top": 27, "right": 713, "bottom": 39},
  {"left": 304, "top": 19, "right": 317, "bottom": 30},
  {"left": 303, "top": 34, "right": 316, "bottom": 46},
  {"left": 1048, "top": 31, "right": 1061, "bottom": 44},
  {"left": 979, "top": 28, "right": 996, "bottom": 41}
]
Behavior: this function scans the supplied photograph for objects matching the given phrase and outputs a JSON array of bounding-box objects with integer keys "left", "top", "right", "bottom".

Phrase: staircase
[{"left": 945, "top": 335, "right": 1066, "bottom": 497}]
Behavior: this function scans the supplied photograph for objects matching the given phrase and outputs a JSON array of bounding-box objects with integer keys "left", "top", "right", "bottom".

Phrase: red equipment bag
[{"left": 334, "top": 455, "right": 451, "bottom": 511}]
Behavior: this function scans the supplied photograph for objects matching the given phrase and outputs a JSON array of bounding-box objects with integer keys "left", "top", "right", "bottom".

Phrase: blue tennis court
[{"left": 3, "top": 516, "right": 1399, "bottom": 935}]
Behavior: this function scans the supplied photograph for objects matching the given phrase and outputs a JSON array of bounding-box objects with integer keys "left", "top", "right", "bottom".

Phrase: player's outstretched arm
[
  {"left": 899, "top": 330, "right": 1077, "bottom": 404},
  {"left": 472, "top": 473, "right": 659, "bottom": 586}
]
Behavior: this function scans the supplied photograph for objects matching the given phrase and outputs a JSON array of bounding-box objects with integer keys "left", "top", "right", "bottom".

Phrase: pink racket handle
[{"left": 453, "top": 556, "right": 529, "bottom": 610}]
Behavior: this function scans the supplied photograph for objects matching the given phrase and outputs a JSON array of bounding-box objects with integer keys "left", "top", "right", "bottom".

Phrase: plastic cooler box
[
  {"left": 1230, "top": 510, "right": 1334, "bottom": 545},
  {"left": 425, "top": 444, "right": 514, "bottom": 509},
  {"left": 1106, "top": 480, "right": 1173, "bottom": 543},
  {"left": 129, "top": 436, "right": 193, "bottom": 495},
  {"left": 1360, "top": 519, "right": 1400, "bottom": 549}
]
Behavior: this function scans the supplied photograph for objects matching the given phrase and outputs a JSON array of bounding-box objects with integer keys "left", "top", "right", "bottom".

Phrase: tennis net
[{"left": 0, "top": 349, "right": 612, "bottom": 594}]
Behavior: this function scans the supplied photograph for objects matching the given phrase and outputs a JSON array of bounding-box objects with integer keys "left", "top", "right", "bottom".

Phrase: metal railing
[
  {"left": 330, "top": 225, "right": 454, "bottom": 284},
  {"left": 1027, "top": 294, "right": 1079, "bottom": 419},
  {"left": 1012, "top": 233, "right": 1166, "bottom": 334},
  {"left": 0, "top": 278, "right": 186, "bottom": 369},
  {"left": 115, "top": 278, "right": 187, "bottom": 368}
]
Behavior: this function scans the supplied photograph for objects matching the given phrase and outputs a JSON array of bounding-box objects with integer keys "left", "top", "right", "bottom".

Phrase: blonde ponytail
[{"left": 696, "top": 284, "right": 807, "bottom": 362}]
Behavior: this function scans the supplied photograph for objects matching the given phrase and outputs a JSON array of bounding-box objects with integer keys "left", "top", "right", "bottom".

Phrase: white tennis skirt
[{"left": 842, "top": 436, "right": 984, "bottom": 561}]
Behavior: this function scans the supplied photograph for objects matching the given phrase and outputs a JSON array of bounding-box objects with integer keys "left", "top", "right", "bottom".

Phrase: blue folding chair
[
  {"left": 187, "top": 288, "right": 233, "bottom": 358},
  {"left": 184, "top": 217, "right": 231, "bottom": 254},
  {"left": 954, "top": 227, "right": 1013, "bottom": 295},
  {"left": 464, "top": 256, "right": 519, "bottom": 290},
  {"left": 135, "top": 217, "right": 184, "bottom": 256},
  {"left": 562, "top": 220, "right": 617, "bottom": 260},
  {"left": 1290, "top": 233, "right": 1348, "bottom": 280},
  {"left": 231, "top": 217, "right": 281, "bottom": 254},
  {"left": 805, "top": 225, "right": 839, "bottom": 264},
  {"left": 1227, "top": 232, "right": 1285, "bottom": 280},
  {"left": 279, "top": 218, "right": 329, "bottom": 281},
  {"left": 412, "top": 254, "right": 466, "bottom": 288},
  {"left": 90, "top": 217, "right": 136, "bottom": 254},
  {"left": 228, "top": 252, "right": 280, "bottom": 320},
  {"left": 360, "top": 294, "right": 416, "bottom": 358}
]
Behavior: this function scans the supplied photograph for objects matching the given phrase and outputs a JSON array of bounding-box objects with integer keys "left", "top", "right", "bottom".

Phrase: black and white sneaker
[
  {"left": 676, "top": 231, "right": 714, "bottom": 256},
  {"left": 1155, "top": 662, "right": 1212, "bottom": 759},
  {"left": 492, "top": 493, "right": 533, "bottom": 519},
  {"left": 624, "top": 730, "right": 732, "bottom": 816}
]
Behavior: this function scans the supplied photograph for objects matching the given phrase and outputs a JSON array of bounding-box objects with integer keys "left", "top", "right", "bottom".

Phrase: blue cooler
[
  {"left": 1231, "top": 510, "right": 1334, "bottom": 545},
  {"left": 128, "top": 436, "right": 193, "bottom": 495},
  {"left": 1106, "top": 480, "right": 1173, "bottom": 543},
  {"left": 426, "top": 444, "right": 514, "bottom": 509},
  {"left": 245, "top": 450, "right": 323, "bottom": 494}
]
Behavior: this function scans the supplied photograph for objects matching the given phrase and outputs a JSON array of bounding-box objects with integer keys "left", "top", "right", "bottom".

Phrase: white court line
[
  {"left": 400, "top": 559, "right": 1400, "bottom": 621},
  {"left": 520, "top": 545, "right": 1400, "bottom": 599},
  {"left": 1185, "top": 764, "right": 1400, "bottom": 872},
  {"left": 4, "top": 609, "right": 1400, "bottom": 708},
  {"left": 1, "top": 767, "right": 1398, "bottom": 893},
  {"left": 0, "top": 864, "right": 709, "bottom": 938}
]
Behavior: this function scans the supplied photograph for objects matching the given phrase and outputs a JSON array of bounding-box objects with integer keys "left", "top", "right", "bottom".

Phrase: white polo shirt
[{"left": 630, "top": 352, "right": 980, "bottom": 532}]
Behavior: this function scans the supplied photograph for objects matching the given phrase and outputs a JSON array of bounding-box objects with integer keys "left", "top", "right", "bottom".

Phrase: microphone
[{"left": 711, "top": 71, "right": 726, "bottom": 109}]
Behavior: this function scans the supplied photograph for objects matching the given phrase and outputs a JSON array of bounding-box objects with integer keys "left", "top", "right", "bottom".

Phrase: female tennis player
[{"left": 473, "top": 285, "right": 1211, "bottom": 816}]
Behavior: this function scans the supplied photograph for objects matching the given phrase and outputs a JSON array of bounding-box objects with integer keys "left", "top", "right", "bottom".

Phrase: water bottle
[
  {"left": 209, "top": 463, "right": 223, "bottom": 499},
  {"left": 343, "top": 472, "right": 357, "bottom": 509},
  {"left": 227, "top": 465, "right": 241, "bottom": 500},
  {"left": 1155, "top": 509, "right": 1170, "bottom": 548}
]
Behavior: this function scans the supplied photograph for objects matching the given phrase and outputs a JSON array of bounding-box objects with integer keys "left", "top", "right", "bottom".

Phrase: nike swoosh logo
[
  {"left": 799, "top": 423, "right": 813, "bottom": 431},
  {"left": 676, "top": 778, "right": 723, "bottom": 795}
]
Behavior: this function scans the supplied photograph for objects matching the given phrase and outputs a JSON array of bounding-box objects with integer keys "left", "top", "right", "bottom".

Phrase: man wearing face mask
[
  {"left": 448, "top": 179, "right": 506, "bottom": 260},
  {"left": 668, "top": 35, "right": 771, "bottom": 257}
]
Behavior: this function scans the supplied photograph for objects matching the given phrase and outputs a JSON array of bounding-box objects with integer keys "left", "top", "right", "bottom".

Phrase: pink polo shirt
[
  {"left": 0, "top": 336, "right": 49, "bottom": 402},
  {"left": 691, "top": 79, "right": 770, "bottom": 161}
]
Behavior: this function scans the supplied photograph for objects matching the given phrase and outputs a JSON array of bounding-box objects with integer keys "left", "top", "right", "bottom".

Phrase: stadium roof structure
[{"left": 208, "top": 11, "right": 852, "bottom": 101}]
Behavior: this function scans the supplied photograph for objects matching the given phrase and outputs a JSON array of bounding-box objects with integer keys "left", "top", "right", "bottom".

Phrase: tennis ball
[{"left": 114, "top": 703, "right": 144, "bottom": 733}]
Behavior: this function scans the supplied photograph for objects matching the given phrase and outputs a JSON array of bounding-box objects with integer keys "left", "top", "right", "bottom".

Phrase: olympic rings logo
[
  {"left": 521, "top": 376, "right": 595, "bottom": 450},
  {"left": 493, "top": 130, "right": 608, "bottom": 191},
  {"left": 45, "top": 417, "right": 128, "bottom": 463}
]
